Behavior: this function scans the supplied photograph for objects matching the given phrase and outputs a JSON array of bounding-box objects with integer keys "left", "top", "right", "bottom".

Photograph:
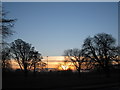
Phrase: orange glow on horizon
[
  {"left": 10, "top": 56, "right": 119, "bottom": 71},
  {"left": 10, "top": 56, "right": 66, "bottom": 70}
]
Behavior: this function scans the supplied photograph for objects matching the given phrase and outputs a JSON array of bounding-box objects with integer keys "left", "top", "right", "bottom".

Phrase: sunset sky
[
  {"left": 11, "top": 56, "right": 69, "bottom": 69},
  {"left": 3, "top": 2, "right": 118, "bottom": 57}
]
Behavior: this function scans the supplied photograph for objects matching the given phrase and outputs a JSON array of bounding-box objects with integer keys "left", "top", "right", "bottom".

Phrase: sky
[
  {"left": 11, "top": 56, "right": 67, "bottom": 69},
  {"left": 3, "top": 2, "right": 118, "bottom": 56}
]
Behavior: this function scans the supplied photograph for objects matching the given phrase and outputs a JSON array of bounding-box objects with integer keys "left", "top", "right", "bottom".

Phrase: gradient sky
[{"left": 3, "top": 2, "right": 118, "bottom": 56}]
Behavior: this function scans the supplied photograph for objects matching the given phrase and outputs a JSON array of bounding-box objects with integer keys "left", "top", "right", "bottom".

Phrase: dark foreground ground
[{"left": 2, "top": 70, "right": 120, "bottom": 90}]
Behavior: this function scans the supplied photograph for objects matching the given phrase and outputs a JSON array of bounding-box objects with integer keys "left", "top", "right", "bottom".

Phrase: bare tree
[
  {"left": 10, "top": 39, "right": 37, "bottom": 76},
  {"left": 64, "top": 48, "right": 84, "bottom": 76},
  {"left": 10, "top": 39, "right": 44, "bottom": 76},
  {"left": 1, "top": 47, "right": 12, "bottom": 72},
  {"left": 0, "top": 8, "right": 16, "bottom": 46},
  {"left": 82, "top": 33, "right": 117, "bottom": 77},
  {"left": 0, "top": 8, "right": 16, "bottom": 74},
  {"left": 28, "top": 51, "right": 43, "bottom": 76}
]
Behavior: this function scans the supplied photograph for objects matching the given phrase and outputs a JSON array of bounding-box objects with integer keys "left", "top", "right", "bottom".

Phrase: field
[{"left": 2, "top": 70, "right": 120, "bottom": 90}]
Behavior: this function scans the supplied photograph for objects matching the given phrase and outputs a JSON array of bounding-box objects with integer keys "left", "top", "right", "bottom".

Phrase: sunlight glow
[{"left": 61, "top": 65, "right": 68, "bottom": 70}]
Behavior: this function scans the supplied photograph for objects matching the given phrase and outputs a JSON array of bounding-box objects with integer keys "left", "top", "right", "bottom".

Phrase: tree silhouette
[
  {"left": 0, "top": 8, "right": 16, "bottom": 46},
  {"left": 28, "top": 50, "right": 43, "bottom": 76},
  {"left": 1, "top": 47, "right": 12, "bottom": 72},
  {"left": 64, "top": 48, "right": 84, "bottom": 76},
  {"left": 82, "top": 33, "right": 117, "bottom": 77},
  {"left": 112, "top": 46, "right": 120, "bottom": 69},
  {"left": 0, "top": 8, "right": 16, "bottom": 74},
  {"left": 10, "top": 39, "right": 42, "bottom": 77}
]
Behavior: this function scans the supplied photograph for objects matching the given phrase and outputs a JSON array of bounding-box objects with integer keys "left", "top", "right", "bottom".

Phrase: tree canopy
[
  {"left": 82, "top": 33, "right": 118, "bottom": 76},
  {"left": 0, "top": 8, "right": 16, "bottom": 40},
  {"left": 10, "top": 39, "right": 43, "bottom": 76},
  {"left": 64, "top": 48, "right": 84, "bottom": 75}
]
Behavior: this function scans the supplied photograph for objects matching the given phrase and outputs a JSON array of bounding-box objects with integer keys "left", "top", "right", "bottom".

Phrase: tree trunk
[
  {"left": 33, "top": 62, "right": 36, "bottom": 77},
  {"left": 78, "top": 63, "right": 81, "bottom": 77},
  {"left": 24, "top": 63, "right": 28, "bottom": 77},
  {"left": 17, "top": 59, "right": 23, "bottom": 72}
]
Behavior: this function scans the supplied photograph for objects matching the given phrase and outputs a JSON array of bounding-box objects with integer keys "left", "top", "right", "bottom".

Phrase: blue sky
[{"left": 3, "top": 2, "right": 118, "bottom": 56}]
